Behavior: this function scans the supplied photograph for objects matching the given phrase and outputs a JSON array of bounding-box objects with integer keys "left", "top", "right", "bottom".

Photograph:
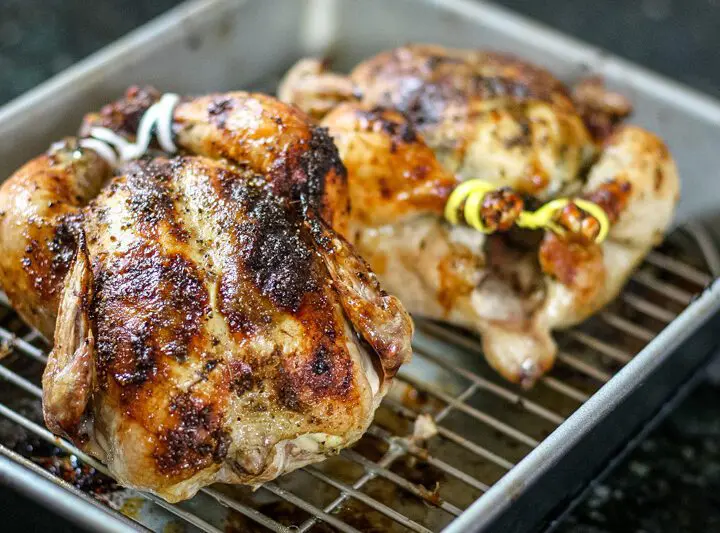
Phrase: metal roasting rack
[{"left": 0, "top": 225, "right": 716, "bottom": 533}]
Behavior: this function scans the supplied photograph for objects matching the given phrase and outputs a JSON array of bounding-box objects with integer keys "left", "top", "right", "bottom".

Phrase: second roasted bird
[{"left": 280, "top": 44, "right": 680, "bottom": 385}]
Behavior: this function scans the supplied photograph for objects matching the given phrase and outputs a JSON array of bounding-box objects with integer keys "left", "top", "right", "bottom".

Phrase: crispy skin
[
  {"left": 0, "top": 145, "right": 111, "bottom": 338},
  {"left": 282, "top": 45, "right": 594, "bottom": 199},
  {"left": 351, "top": 46, "right": 593, "bottom": 198},
  {"left": 67, "top": 157, "right": 401, "bottom": 499},
  {"left": 280, "top": 45, "right": 679, "bottom": 384},
  {"left": 0, "top": 89, "right": 413, "bottom": 501},
  {"left": 323, "top": 104, "right": 459, "bottom": 226},
  {"left": 82, "top": 88, "right": 350, "bottom": 235},
  {"left": 172, "top": 92, "right": 350, "bottom": 235}
]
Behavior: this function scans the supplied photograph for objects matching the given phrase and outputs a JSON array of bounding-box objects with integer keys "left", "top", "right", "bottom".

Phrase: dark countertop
[
  {"left": 1, "top": 1, "right": 719, "bottom": 532},
  {"left": 557, "top": 377, "right": 720, "bottom": 533}
]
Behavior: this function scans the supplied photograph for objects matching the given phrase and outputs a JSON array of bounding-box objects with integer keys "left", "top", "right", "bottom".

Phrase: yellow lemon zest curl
[
  {"left": 443, "top": 180, "right": 497, "bottom": 232},
  {"left": 444, "top": 179, "right": 610, "bottom": 244}
]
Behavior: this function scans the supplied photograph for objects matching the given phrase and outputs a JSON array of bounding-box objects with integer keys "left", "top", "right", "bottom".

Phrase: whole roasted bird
[
  {"left": 279, "top": 44, "right": 679, "bottom": 385},
  {"left": 0, "top": 87, "right": 413, "bottom": 502}
]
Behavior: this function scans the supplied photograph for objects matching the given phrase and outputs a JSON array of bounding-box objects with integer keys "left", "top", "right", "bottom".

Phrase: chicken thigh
[
  {"left": 0, "top": 88, "right": 413, "bottom": 502},
  {"left": 279, "top": 45, "right": 679, "bottom": 385}
]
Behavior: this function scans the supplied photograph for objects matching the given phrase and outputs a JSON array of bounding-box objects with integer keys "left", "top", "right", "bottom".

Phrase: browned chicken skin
[
  {"left": 279, "top": 45, "right": 679, "bottom": 385},
  {"left": 0, "top": 87, "right": 413, "bottom": 502}
]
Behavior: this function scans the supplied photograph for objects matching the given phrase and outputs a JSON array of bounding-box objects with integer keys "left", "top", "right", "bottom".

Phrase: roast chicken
[
  {"left": 0, "top": 87, "right": 413, "bottom": 502},
  {"left": 279, "top": 44, "right": 679, "bottom": 385}
]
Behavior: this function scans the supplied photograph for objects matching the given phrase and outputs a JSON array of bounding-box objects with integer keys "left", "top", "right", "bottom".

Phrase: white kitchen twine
[{"left": 71, "top": 93, "right": 180, "bottom": 167}]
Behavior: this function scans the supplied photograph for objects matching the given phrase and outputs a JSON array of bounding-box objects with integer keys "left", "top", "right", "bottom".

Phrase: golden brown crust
[
  {"left": 0, "top": 146, "right": 111, "bottom": 337},
  {"left": 171, "top": 92, "right": 350, "bottom": 234},
  {"left": 81, "top": 88, "right": 351, "bottom": 235},
  {"left": 346, "top": 46, "right": 590, "bottom": 199},
  {"left": 538, "top": 232, "right": 605, "bottom": 294},
  {"left": 552, "top": 203, "right": 603, "bottom": 245},
  {"left": 350, "top": 45, "right": 575, "bottom": 122},
  {"left": 324, "top": 103, "right": 459, "bottom": 225},
  {"left": 584, "top": 178, "right": 632, "bottom": 224},
  {"left": 80, "top": 85, "right": 162, "bottom": 139},
  {"left": 153, "top": 390, "right": 230, "bottom": 478},
  {"left": 75, "top": 156, "right": 405, "bottom": 492}
]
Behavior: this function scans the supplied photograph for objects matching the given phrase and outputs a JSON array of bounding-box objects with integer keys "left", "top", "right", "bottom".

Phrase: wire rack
[{"left": 0, "top": 226, "right": 715, "bottom": 533}]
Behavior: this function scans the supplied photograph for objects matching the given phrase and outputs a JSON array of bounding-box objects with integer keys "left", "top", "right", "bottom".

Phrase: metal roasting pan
[{"left": 0, "top": 1, "right": 719, "bottom": 532}]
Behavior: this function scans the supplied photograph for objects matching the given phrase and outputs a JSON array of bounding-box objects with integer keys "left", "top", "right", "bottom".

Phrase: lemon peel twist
[
  {"left": 443, "top": 180, "right": 498, "bottom": 233},
  {"left": 444, "top": 179, "right": 610, "bottom": 243}
]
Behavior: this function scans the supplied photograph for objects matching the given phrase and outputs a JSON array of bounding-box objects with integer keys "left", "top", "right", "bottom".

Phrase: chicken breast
[
  {"left": 279, "top": 45, "right": 679, "bottom": 385},
  {"left": 0, "top": 88, "right": 413, "bottom": 502}
]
